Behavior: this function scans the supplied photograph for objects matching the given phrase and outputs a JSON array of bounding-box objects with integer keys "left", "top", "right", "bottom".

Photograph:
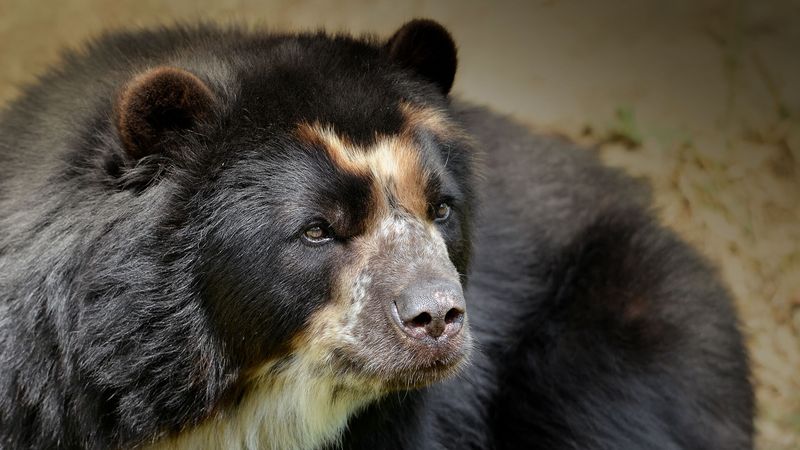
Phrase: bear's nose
[{"left": 394, "top": 280, "right": 465, "bottom": 340}]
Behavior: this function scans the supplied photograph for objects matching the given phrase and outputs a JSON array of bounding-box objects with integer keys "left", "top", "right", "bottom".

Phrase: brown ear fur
[
  {"left": 114, "top": 67, "right": 215, "bottom": 158},
  {"left": 385, "top": 19, "right": 458, "bottom": 95}
]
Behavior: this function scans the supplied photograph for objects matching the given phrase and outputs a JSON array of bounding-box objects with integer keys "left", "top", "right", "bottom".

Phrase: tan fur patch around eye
[
  {"left": 294, "top": 122, "right": 430, "bottom": 220},
  {"left": 368, "top": 134, "right": 429, "bottom": 218},
  {"left": 295, "top": 123, "right": 366, "bottom": 177}
]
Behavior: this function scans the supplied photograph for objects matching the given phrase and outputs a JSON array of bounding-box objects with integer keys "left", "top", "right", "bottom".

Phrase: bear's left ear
[
  {"left": 385, "top": 19, "right": 458, "bottom": 95},
  {"left": 114, "top": 66, "right": 216, "bottom": 159}
]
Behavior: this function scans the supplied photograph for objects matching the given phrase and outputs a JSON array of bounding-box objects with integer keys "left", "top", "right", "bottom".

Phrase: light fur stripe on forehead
[
  {"left": 398, "top": 101, "right": 466, "bottom": 141},
  {"left": 295, "top": 122, "right": 430, "bottom": 218}
]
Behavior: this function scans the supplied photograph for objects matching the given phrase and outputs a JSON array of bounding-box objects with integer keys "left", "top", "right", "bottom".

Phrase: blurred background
[{"left": 0, "top": 0, "right": 797, "bottom": 447}]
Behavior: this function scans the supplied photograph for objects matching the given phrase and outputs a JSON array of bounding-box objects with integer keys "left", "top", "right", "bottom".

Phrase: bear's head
[{"left": 103, "top": 20, "right": 475, "bottom": 439}]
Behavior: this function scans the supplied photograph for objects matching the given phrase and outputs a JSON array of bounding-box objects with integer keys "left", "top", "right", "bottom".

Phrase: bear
[{"left": 0, "top": 19, "right": 753, "bottom": 450}]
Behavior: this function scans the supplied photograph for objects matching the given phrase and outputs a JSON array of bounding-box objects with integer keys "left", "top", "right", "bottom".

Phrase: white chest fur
[{"left": 144, "top": 355, "right": 378, "bottom": 450}]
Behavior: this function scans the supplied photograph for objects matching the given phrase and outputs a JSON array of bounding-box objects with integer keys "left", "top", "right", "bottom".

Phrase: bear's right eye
[
  {"left": 302, "top": 225, "right": 334, "bottom": 246},
  {"left": 433, "top": 202, "right": 451, "bottom": 222}
]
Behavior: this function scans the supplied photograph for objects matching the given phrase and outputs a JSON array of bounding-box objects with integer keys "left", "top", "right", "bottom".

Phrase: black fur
[{"left": 0, "top": 21, "right": 753, "bottom": 449}]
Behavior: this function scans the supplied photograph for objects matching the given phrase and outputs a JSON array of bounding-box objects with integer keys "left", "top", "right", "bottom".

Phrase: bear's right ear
[
  {"left": 385, "top": 19, "right": 458, "bottom": 95},
  {"left": 114, "top": 67, "right": 215, "bottom": 159}
]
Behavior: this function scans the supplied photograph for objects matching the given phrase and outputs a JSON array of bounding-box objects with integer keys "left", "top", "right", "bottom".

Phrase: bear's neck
[{"left": 143, "top": 356, "right": 379, "bottom": 450}]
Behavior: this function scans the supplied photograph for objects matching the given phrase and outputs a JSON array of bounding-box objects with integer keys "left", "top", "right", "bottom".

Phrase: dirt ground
[{"left": 0, "top": 0, "right": 797, "bottom": 448}]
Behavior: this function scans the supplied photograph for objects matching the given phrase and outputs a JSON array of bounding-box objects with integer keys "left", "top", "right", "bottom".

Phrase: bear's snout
[{"left": 392, "top": 279, "right": 465, "bottom": 341}]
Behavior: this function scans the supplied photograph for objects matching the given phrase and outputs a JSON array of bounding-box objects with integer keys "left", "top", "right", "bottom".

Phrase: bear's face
[
  {"left": 193, "top": 102, "right": 474, "bottom": 393},
  {"left": 110, "top": 21, "right": 474, "bottom": 399}
]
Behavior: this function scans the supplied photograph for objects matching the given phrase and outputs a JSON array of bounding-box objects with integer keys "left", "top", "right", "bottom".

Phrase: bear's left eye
[
  {"left": 433, "top": 202, "right": 451, "bottom": 222},
  {"left": 302, "top": 225, "right": 334, "bottom": 245}
]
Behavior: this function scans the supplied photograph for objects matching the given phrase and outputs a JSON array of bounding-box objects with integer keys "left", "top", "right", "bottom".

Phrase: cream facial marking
[
  {"left": 296, "top": 121, "right": 431, "bottom": 219},
  {"left": 145, "top": 256, "right": 383, "bottom": 450},
  {"left": 398, "top": 102, "right": 452, "bottom": 138}
]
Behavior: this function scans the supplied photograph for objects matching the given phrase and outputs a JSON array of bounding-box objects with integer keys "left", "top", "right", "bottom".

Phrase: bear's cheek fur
[{"left": 196, "top": 226, "right": 332, "bottom": 367}]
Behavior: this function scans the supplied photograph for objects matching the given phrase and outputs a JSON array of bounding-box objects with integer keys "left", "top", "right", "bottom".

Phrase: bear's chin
[
  {"left": 331, "top": 337, "right": 472, "bottom": 393},
  {"left": 380, "top": 357, "right": 470, "bottom": 391}
]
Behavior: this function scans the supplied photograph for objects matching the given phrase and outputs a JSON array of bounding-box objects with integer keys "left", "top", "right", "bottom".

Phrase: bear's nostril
[
  {"left": 409, "top": 312, "right": 433, "bottom": 328},
  {"left": 444, "top": 307, "right": 463, "bottom": 325}
]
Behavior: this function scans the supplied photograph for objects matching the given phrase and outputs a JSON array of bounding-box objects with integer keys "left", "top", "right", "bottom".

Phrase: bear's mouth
[
  {"left": 382, "top": 353, "right": 471, "bottom": 390},
  {"left": 336, "top": 355, "right": 469, "bottom": 392},
  {"left": 328, "top": 322, "right": 472, "bottom": 392}
]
